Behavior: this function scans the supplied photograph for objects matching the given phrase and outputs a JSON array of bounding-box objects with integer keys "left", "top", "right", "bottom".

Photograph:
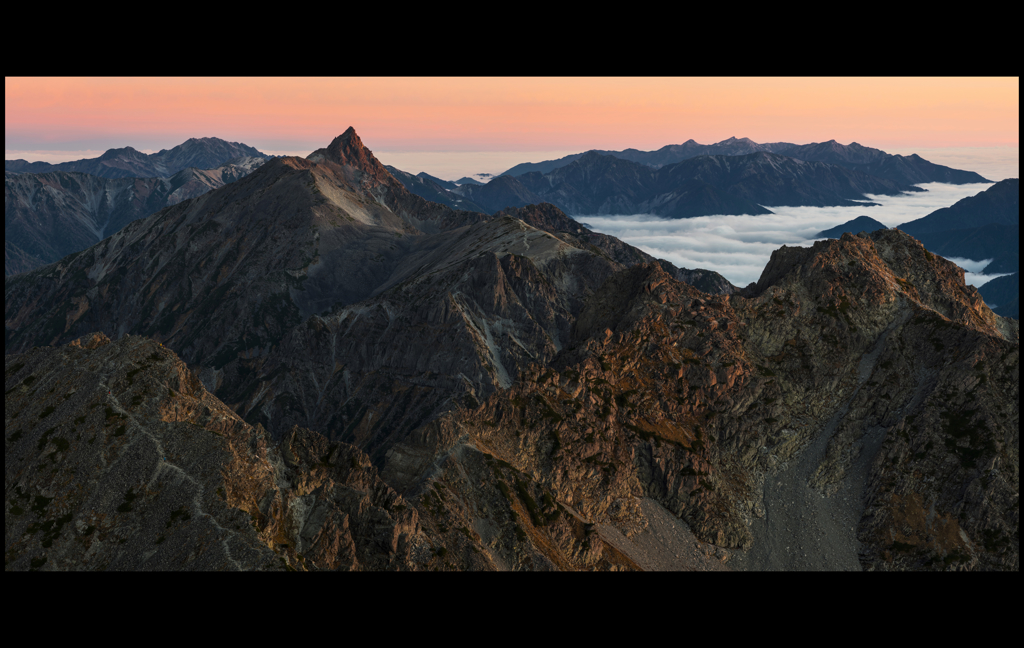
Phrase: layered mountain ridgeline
[
  {"left": 817, "top": 216, "right": 889, "bottom": 239},
  {"left": 477, "top": 151, "right": 919, "bottom": 219},
  {"left": 500, "top": 137, "right": 990, "bottom": 187},
  {"left": 6, "top": 129, "right": 1018, "bottom": 570},
  {"left": 5, "top": 333, "right": 431, "bottom": 571},
  {"left": 979, "top": 274, "right": 1019, "bottom": 319},
  {"left": 384, "top": 165, "right": 488, "bottom": 214},
  {"left": 5, "top": 159, "right": 269, "bottom": 276},
  {"left": 5, "top": 137, "right": 270, "bottom": 180}
]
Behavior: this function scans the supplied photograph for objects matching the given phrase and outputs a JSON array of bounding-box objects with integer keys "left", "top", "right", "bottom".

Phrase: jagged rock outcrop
[
  {"left": 4, "top": 333, "right": 430, "bottom": 570},
  {"left": 381, "top": 229, "right": 1017, "bottom": 570}
]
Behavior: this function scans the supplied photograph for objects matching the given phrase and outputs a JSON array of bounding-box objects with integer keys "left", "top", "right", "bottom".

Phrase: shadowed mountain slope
[
  {"left": 899, "top": 179, "right": 1019, "bottom": 237},
  {"left": 979, "top": 273, "right": 1019, "bottom": 319},
  {"left": 508, "top": 151, "right": 919, "bottom": 218},
  {"left": 5, "top": 158, "right": 268, "bottom": 276},
  {"left": 384, "top": 165, "right": 487, "bottom": 213}
]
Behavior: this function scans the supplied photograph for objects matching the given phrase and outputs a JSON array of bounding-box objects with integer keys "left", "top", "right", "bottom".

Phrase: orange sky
[{"left": 5, "top": 77, "right": 1019, "bottom": 154}]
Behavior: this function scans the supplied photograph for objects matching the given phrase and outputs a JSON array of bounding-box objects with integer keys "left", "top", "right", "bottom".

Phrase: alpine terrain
[{"left": 5, "top": 129, "right": 1018, "bottom": 571}]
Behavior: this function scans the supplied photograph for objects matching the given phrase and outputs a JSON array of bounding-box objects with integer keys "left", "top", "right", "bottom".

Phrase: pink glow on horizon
[{"left": 5, "top": 77, "right": 1019, "bottom": 153}]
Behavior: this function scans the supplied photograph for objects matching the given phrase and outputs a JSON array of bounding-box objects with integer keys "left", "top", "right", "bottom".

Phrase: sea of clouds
[{"left": 579, "top": 182, "right": 1009, "bottom": 289}]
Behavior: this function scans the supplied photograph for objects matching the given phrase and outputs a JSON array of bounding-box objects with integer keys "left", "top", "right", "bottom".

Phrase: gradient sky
[{"left": 6, "top": 77, "right": 1019, "bottom": 159}]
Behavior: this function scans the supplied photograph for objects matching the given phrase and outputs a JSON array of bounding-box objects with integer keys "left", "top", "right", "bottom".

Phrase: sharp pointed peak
[{"left": 316, "top": 127, "right": 377, "bottom": 167}]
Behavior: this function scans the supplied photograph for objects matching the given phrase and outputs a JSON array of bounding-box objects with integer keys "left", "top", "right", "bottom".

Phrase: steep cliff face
[{"left": 4, "top": 333, "right": 431, "bottom": 571}]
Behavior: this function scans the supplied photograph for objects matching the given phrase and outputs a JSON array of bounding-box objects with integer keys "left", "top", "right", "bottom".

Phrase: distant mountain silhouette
[
  {"left": 978, "top": 272, "right": 1019, "bottom": 319},
  {"left": 499, "top": 137, "right": 989, "bottom": 187},
  {"left": 5, "top": 137, "right": 269, "bottom": 180},
  {"left": 817, "top": 216, "right": 889, "bottom": 239},
  {"left": 504, "top": 150, "right": 917, "bottom": 218},
  {"left": 899, "top": 179, "right": 1019, "bottom": 237}
]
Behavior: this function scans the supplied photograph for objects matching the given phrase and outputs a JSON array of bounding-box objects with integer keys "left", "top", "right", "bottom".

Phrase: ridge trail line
[
  {"left": 97, "top": 355, "right": 247, "bottom": 571},
  {"left": 731, "top": 307, "right": 909, "bottom": 571}
]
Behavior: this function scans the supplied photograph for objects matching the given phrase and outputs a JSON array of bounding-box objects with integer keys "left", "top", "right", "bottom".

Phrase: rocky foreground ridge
[
  {"left": 6, "top": 333, "right": 428, "bottom": 570},
  {"left": 5, "top": 129, "right": 1019, "bottom": 570}
]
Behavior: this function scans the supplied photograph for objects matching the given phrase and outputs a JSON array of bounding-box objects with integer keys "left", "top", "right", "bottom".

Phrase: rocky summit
[{"left": 5, "top": 128, "right": 1019, "bottom": 571}]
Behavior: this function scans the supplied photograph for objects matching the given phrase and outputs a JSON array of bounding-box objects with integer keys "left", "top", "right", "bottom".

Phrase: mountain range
[
  {"left": 401, "top": 149, "right": 930, "bottom": 219},
  {"left": 5, "top": 137, "right": 269, "bottom": 179},
  {"left": 4, "top": 128, "right": 1019, "bottom": 571},
  {"left": 500, "top": 137, "right": 990, "bottom": 187}
]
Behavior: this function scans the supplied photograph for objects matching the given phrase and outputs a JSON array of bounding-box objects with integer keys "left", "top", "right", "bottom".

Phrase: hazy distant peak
[
  {"left": 718, "top": 136, "right": 756, "bottom": 145},
  {"left": 98, "top": 146, "right": 141, "bottom": 160}
]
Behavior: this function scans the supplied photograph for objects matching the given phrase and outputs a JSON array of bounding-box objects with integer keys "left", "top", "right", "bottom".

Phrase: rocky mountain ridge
[{"left": 5, "top": 128, "right": 1018, "bottom": 571}]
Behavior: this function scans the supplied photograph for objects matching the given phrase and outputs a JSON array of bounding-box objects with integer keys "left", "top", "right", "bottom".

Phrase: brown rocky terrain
[
  {"left": 5, "top": 129, "right": 1018, "bottom": 571},
  {"left": 5, "top": 333, "right": 431, "bottom": 570}
]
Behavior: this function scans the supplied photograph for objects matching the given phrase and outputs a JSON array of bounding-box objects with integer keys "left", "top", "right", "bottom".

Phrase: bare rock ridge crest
[{"left": 5, "top": 128, "right": 1019, "bottom": 570}]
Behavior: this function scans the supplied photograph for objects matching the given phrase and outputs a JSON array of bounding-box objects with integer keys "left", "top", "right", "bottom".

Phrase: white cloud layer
[{"left": 580, "top": 183, "right": 1008, "bottom": 289}]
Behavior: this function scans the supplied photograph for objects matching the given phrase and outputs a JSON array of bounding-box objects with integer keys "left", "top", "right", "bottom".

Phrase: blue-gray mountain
[
  {"left": 894, "top": 179, "right": 1020, "bottom": 317},
  {"left": 455, "top": 150, "right": 922, "bottom": 218},
  {"left": 500, "top": 137, "right": 989, "bottom": 187},
  {"left": 817, "top": 216, "right": 889, "bottom": 239},
  {"left": 5, "top": 137, "right": 270, "bottom": 180}
]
